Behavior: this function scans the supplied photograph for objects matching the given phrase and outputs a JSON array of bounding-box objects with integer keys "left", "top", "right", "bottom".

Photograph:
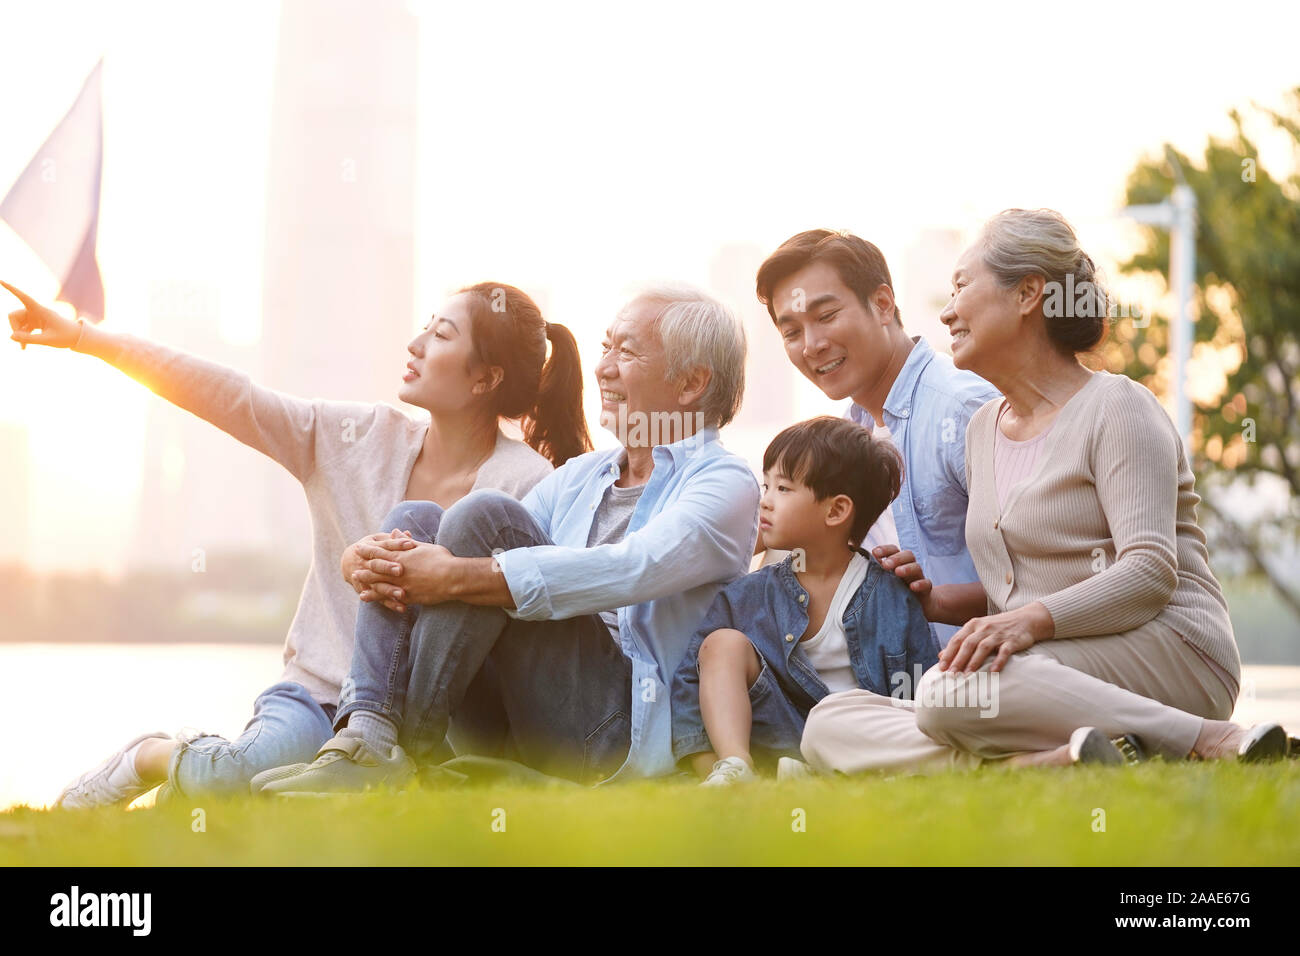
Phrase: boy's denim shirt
[{"left": 670, "top": 547, "right": 939, "bottom": 763}]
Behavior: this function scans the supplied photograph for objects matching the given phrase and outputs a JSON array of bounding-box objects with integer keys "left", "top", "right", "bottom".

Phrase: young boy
[
  {"left": 670, "top": 416, "right": 939, "bottom": 784},
  {"left": 756, "top": 229, "right": 1001, "bottom": 652}
]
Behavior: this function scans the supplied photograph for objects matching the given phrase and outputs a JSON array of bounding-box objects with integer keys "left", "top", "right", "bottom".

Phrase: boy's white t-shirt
[
  {"left": 799, "top": 552, "right": 870, "bottom": 693},
  {"left": 860, "top": 423, "right": 900, "bottom": 553}
]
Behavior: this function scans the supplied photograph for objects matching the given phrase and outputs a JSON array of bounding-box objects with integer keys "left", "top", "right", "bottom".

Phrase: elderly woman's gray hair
[
  {"left": 978, "top": 208, "right": 1111, "bottom": 354},
  {"left": 624, "top": 282, "right": 747, "bottom": 428}
]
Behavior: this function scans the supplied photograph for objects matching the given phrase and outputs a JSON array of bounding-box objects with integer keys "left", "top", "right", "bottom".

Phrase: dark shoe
[
  {"left": 1237, "top": 723, "right": 1288, "bottom": 763},
  {"left": 1111, "top": 733, "right": 1147, "bottom": 765},
  {"left": 258, "top": 735, "right": 416, "bottom": 796},
  {"left": 1069, "top": 727, "right": 1124, "bottom": 766}
]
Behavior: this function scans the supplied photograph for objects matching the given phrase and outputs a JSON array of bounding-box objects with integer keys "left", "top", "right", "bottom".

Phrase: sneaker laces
[{"left": 61, "top": 755, "right": 142, "bottom": 806}]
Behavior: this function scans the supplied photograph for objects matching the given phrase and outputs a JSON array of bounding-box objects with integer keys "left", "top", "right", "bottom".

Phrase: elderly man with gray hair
[{"left": 255, "top": 284, "right": 759, "bottom": 792}]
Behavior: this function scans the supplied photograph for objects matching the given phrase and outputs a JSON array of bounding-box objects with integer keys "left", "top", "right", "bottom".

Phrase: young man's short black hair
[
  {"left": 755, "top": 229, "right": 901, "bottom": 325},
  {"left": 762, "top": 416, "right": 902, "bottom": 544}
]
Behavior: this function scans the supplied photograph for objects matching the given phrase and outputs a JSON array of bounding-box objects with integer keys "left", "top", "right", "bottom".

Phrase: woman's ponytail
[
  {"left": 459, "top": 282, "right": 592, "bottom": 469},
  {"left": 524, "top": 321, "right": 591, "bottom": 467}
]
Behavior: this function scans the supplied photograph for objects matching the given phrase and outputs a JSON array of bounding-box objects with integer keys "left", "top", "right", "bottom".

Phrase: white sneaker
[
  {"left": 700, "top": 756, "right": 758, "bottom": 787},
  {"left": 56, "top": 732, "right": 172, "bottom": 809},
  {"left": 777, "top": 756, "right": 815, "bottom": 780}
]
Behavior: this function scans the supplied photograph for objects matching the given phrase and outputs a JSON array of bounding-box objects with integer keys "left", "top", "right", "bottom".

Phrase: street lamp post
[{"left": 1120, "top": 184, "right": 1198, "bottom": 453}]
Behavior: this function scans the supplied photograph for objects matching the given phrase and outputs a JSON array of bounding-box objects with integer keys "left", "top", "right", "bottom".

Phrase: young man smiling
[{"left": 756, "top": 229, "right": 1000, "bottom": 651}]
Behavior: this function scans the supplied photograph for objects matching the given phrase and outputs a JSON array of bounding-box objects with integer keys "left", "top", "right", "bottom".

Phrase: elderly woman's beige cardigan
[{"left": 963, "top": 370, "right": 1241, "bottom": 685}]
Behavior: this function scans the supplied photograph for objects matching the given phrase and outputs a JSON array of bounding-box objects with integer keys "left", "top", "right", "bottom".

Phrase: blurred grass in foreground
[{"left": 2, "top": 762, "right": 1297, "bottom": 866}]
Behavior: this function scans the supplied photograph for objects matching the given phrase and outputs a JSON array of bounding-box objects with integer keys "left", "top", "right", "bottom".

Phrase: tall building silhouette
[
  {"left": 261, "top": 0, "right": 418, "bottom": 404},
  {"left": 260, "top": 0, "right": 420, "bottom": 550}
]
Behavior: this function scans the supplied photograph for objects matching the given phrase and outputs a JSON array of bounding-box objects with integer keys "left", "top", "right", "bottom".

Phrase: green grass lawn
[{"left": 2, "top": 762, "right": 1296, "bottom": 866}]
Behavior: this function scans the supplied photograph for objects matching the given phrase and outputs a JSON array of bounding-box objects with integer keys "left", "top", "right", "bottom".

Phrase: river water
[{"left": 2, "top": 644, "right": 1298, "bottom": 810}]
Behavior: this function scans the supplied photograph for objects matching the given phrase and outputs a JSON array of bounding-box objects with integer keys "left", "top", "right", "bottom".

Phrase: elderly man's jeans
[{"left": 335, "top": 491, "right": 633, "bottom": 784}]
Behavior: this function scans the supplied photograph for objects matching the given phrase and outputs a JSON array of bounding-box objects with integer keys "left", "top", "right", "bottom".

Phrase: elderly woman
[
  {"left": 801, "top": 208, "right": 1288, "bottom": 772},
  {"left": 254, "top": 283, "right": 761, "bottom": 792}
]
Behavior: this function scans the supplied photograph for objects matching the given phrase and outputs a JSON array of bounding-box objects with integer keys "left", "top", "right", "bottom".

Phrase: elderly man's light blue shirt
[
  {"left": 847, "top": 336, "right": 1001, "bottom": 646},
  {"left": 494, "top": 426, "right": 760, "bottom": 781}
]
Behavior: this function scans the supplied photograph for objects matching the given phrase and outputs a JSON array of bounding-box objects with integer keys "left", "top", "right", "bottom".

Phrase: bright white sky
[{"left": 1, "top": 0, "right": 1298, "bottom": 571}]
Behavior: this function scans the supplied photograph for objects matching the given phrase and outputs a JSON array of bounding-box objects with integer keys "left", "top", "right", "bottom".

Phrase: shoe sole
[
  {"left": 1239, "top": 723, "right": 1288, "bottom": 763},
  {"left": 700, "top": 775, "right": 756, "bottom": 787},
  {"left": 266, "top": 791, "right": 357, "bottom": 799},
  {"left": 1111, "top": 733, "right": 1147, "bottom": 765},
  {"left": 259, "top": 765, "right": 417, "bottom": 797},
  {"left": 269, "top": 784, "right": 416, "bottom": 798}
]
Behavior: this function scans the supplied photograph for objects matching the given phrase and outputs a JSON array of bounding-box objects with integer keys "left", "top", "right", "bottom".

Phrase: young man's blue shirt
[
  {"left": 670, "top": 548, "right": 938, "bottom": 764},
  {"left": 846, "top": 335, "right": 1001, "bottom": 647}
]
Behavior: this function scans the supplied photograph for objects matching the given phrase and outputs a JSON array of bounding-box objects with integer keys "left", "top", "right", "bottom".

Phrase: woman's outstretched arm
[{"left": 6, "top": 280, "right": 322, "bottom": 482}]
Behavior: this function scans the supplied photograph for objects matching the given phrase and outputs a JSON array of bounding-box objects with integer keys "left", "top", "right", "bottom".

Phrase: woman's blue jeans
[{"left": 167, "top": 680, "right": 336, "bottom": 799}]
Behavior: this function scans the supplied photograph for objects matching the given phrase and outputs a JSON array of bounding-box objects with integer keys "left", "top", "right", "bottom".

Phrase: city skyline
[{"left": 2, "top": 0, "right": 1298, "bottom": 573}]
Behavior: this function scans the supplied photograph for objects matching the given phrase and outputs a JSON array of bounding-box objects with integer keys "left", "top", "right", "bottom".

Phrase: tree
[{"left": 1108, "top": 87, "right": 1300, "bottom": 616}]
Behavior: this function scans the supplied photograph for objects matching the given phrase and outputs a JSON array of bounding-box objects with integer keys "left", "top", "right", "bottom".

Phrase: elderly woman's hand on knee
[{"left": 939, "top": 602, "right": 1055, "bottom": 673}]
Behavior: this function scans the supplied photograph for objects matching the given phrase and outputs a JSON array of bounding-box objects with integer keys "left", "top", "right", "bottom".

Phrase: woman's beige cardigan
[{"left": 963, "top": 370, "right": 1241, "bottom": 686}]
